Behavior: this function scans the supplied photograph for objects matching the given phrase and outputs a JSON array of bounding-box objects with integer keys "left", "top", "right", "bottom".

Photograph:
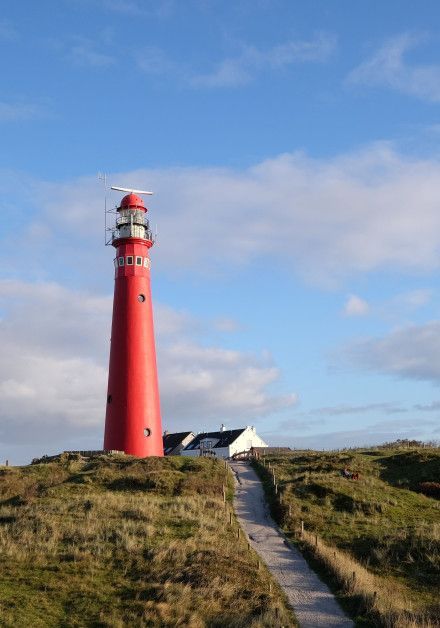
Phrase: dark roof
[
  {"left": 183, "top": 429, "right": 246, "bottom": 451},
  {"left": 163, "top": 431, "right": 194, "bottom": 454}
]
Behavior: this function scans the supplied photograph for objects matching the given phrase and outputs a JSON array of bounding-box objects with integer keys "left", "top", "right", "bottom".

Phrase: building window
[
  {"left": 143, "top": 257, "right": 151, "bottom": 268},
  {"left": 107, "top": 394, "right": 112, "bottom": 404},
  {"left": 138, "top": 294, "right": 146, "bottom": 302},
  {"left": 144, "top": 428, "right": 151, "bottom": 437},
  {"left": 126, "top": 256, "right": 133, "bottom": 265},
  {"left": 118, "top": 257, "right": 124, "bottom": 266},
  {"left": 136, "top": 256, "right": 142, "bottom": 266}
]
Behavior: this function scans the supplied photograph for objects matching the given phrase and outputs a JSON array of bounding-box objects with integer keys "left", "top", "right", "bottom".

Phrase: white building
[{"left": 181, "top": 425, "right": 268, "bottom": 459}]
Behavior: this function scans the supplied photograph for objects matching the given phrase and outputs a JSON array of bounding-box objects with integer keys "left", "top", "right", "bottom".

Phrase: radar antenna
[{"left": 111, "top": 185, "right": 153, "bottom": 196}]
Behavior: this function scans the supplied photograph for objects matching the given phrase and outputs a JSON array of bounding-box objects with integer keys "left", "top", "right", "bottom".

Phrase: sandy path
[{"left": 230, "top": 461, "right": 353, "bottom": 628}]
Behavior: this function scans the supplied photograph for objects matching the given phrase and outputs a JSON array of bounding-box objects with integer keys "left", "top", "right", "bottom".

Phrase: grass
[
  {"left": 253, "top": 446, "right": 440, "bottom": 627},
  {"left": 0, "top": 454, "right": 296, "bottom": 627}
]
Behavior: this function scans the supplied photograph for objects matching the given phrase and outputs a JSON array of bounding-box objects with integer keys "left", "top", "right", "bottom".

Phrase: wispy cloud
[
  {"left": 191, "top": 33, "right": 337, "bottom": 87},
  {"left": 0, "top": 19, "right": 18, "bottom": 41},
  {"left": 305, "top": 402, "right": 407, "bottom": 417},
  {"left": 72, "top": 0, "right": 174, "bottom": 18},
  {"left": 414, "top": 400, "right": 440, "bottom": 411},
  {"left": 0, "top": 101, "right": 47, "bottom": 122},
  {"left": 348, "top": 33, "right": 440, "bottom": 102},
  {"left": 136, "top": 46, "right": 175, "bottom": 75},
  {"left": 68, "top": 38, "right": 115, "bottom": 67}
]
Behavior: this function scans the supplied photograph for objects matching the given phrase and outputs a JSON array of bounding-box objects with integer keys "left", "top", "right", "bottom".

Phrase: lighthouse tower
[{"left": 104, "top": 189, "right": 163, "bottom": 457}]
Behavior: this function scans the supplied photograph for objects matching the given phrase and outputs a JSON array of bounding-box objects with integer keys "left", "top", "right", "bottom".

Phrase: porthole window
[
  {"left": 144, "top": 428, "right": 151, "bottom": 437},
  {"left": 136, "top": 256, "right": 142, "bottom": 266},
  {"left": 126, "top": 256, "right": 133, "bottom": 265},
  {"left": 138, "top": 294, "right": 146, "bottom": 302},
  {"left": 118, "top": 257, "right": 124, "bottom": 266}
]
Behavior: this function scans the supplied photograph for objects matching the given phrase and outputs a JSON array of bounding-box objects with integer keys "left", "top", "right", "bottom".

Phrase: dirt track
[{"left": 230, "top": 461, "right": 353, "bottom": 628}]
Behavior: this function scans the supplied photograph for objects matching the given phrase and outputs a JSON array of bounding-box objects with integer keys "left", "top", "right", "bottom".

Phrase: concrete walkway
[{"left": 230, "top": 461, "right": 353, "bottom": 628}]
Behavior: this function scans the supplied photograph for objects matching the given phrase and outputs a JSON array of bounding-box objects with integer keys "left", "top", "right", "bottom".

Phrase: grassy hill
[
  {"left": 0, "top": 454, "right": 295, "bottom": 627},
  {"left": 254, "top": 446, "right": 440, "bottom": 627}
]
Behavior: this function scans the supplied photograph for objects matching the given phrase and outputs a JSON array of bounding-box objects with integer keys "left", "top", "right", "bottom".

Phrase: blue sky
[{"left": 1, "top": 0, "right": 440, "bottom": 463}]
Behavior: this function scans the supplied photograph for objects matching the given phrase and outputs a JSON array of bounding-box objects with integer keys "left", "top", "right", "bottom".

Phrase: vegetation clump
[
  {"left": 0, "top": 455, "right": 295, "bottom": 627},
  {"left": 253, "top": 446, "right": 440, "bottom": 627}
]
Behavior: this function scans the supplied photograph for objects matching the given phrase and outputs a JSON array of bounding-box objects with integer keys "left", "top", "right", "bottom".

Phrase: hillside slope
[
  {"left": 0, "top": 455, "right": 295, "bottom": 627},
  {"left": 254, "top": 447, "right": 440, "bottom": 626}
]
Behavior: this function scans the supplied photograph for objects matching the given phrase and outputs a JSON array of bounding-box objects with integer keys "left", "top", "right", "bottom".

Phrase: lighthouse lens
[{"left": 138, "top": 294, "right": 146, "bottom": 302}]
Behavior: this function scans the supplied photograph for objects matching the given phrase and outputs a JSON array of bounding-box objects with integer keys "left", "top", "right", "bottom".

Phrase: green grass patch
[
  {"left": 255, "top": 447, "right": 440, "bottom": 626},
  {"left": 0, "top": 455, "right": 295, "bottom": 627}
]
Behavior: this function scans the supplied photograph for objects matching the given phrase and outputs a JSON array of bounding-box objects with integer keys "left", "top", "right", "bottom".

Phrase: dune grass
[
  {"left": 254, "top": 446, "right": 440, "bottom": 626},
  {"left": 0, "top": 454, "right": 295, "bottom": 627}
]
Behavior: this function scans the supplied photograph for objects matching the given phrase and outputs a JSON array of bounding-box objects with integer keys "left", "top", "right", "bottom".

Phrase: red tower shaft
[{"left": 104, "top": 194, "right": 163, "bottom": 457}]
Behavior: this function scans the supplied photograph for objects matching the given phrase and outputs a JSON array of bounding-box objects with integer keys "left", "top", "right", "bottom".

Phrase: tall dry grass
[
  {"left": 0, "top": 456, "right": 296, "bottom": 627},
  {"left": 300, "top": 529, "right": 437, "bottom": 628},
  {"left": 253, "top": 450, "right": 440, "bottom": 627}
]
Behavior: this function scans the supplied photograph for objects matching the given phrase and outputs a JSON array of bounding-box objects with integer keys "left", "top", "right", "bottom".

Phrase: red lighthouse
[{"left": 104, "top": 188, "right": 163, "bottom": 457}]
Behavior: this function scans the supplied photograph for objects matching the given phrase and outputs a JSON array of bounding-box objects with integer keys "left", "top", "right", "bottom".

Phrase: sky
[{"left": 1, "top": 0, "right": 440, "bottom": 464}]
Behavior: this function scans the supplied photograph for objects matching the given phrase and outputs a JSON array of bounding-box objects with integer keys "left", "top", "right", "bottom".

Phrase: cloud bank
[
  {"left": 344, "top": 320, "right": 440, "bottom": 385},
  {"left": 0, "top": 279, "right": 295, "bottom": 462},
  {"left": 25, "top": 143, "right": 440, "bottom": 286}
]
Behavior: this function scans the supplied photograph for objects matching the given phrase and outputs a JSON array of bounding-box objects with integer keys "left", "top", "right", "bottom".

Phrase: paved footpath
[{"left": 230, "top": 461, "right": 353, "bottom": 628}]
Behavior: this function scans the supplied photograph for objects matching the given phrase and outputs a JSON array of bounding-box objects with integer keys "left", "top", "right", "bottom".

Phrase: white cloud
[
  {"left": 11, "top": 143, "right": 440, "bottom": 286},
  {"left": 343, "top": 320, "right": 440, "bottom": 384},
  {"left": 159, "top": 341, "right": 297, "bottom": 425},
  {"left": 0, "top": 279, "right": 295, "bottom": 461},
  {"left": 348, "top": 33, "right": 440, "bottom": 102},
  {"left": 191, "top": 33, "right": 336, "bottom": 87},
  {"left": 344, "top": 294, "right": 369, "bottom": 316}
]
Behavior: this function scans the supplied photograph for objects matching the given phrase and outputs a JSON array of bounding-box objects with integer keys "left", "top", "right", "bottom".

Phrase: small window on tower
[
  {"left": 136, "top": 256, "right": 142, "bottom": 266},
  {"left": 118, "top": 257, "right": 124, "bottom": 266},
  {"left": 144, "top": 258, "right": 151, "bottom": 269},
  {"left": 126, "top": 256, "right": 133, "bottom": 265},
  {"left": 114, "top": 259, "right": 118, "bottom": 268}
]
